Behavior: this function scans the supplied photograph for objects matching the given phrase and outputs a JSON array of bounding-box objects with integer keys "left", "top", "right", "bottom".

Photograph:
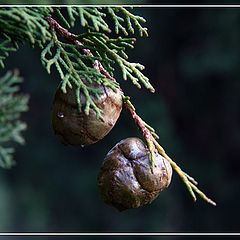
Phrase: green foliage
[
  {"left": 0, "top": 6, "right": 151, "bottom": 166},
  {"left": 64, "top": 7, "right": 110, "bottom": 31},
  {"left": 77, "top": 32, "right": 154, "bottom": 92},
  {"left": 106, "top": 7, "right": 148, "bottom": 37},
  {"left": 0, "top": 71, "right": 29, "bottom": 168},
  {"left": 64, "top": 7, "right": 148, "bottom": 37},
  {"left": 42, "top": 7, "right": 153, "bottom": 115},
  {"left": 0, "top": 6, "right": 152, "bottom": 117},
  {"left": 41, "top": 31, "right": 119, "bottom": 117},
  {"left": 0, "top": 7, "right": 52, "bottom": 47}
]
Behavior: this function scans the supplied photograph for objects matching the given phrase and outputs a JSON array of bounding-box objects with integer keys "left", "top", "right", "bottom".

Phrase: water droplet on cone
[{"left": 57, "top": 112, "right": 64, "bottom": 119}]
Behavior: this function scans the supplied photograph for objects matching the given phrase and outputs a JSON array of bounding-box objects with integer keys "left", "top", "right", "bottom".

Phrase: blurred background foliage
[{"left": 0, "top": 4, "right": 239, "bottom": 237}]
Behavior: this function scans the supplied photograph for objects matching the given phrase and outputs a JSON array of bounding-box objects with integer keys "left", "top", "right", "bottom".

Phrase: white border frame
[{"left": 0, "top": 233, "right": 239, "bottom": 236}]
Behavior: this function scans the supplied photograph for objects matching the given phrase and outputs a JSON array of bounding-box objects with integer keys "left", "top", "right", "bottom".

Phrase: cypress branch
[
  {"left": 42, "top": 14, "right": 150, "bottom": 116},
  {"left": 0, "top": 7, "right": 52, "bottom": 47},
  {"left": 0, "top": 6, "right": 215, "bottom": 206},
  {"left": 123, "top": 96, "right": 216, "bottom": 206},
  {"left": 107, "top": 7, "right": 148, "bottom": 37},
  {"left": 63, "top": 7, "right": 148, "bottom": 36},
  {"left": 0, "top": 7, "right": 151, "bottom": 116}
]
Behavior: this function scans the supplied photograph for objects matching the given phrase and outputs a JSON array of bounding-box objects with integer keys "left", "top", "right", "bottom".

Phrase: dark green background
[{"left": 0, "top": 6, "right": 240, "bottom": 235}]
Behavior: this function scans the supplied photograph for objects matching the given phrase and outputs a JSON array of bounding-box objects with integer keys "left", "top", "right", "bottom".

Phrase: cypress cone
[
  {"left": 98, "top": 137, "right": 172, "bottom": 211},
  {"left": 51, "top": 84, "right": 123, "bottom": 146}
]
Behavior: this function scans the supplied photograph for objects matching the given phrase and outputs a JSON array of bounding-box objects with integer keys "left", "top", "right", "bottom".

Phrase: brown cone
[
  {"left": 51, "top": 84, "right": 123, "bottom": 146},
  {"left": 98, "top": 137, "right": 172, "bottom": 211}
]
